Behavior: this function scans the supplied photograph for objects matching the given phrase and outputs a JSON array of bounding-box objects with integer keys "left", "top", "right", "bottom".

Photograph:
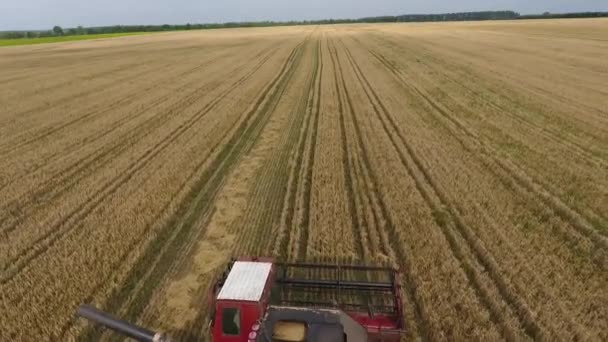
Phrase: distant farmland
[
  {"left": 0, "top": 19, "right": 606, "bottom": 341},
  {"left": 0, "top": 32, "right": 151, "bottom": 46}
]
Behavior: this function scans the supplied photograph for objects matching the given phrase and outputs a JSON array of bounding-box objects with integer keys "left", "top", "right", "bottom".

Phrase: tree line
[{"left": 2, "top": 10, "right": 607, "bottom": 39}]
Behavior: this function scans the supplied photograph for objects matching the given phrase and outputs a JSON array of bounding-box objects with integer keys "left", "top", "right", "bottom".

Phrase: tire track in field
[
  {"left": 0, "top": 48, "right": 236, "bottom": 157},
  {"left": 0, "top": 50, "right": 271, "bottom": 239},
  {"left": 327, "top": 38, "right": 386, "bottom": 320},
  {"left": 294, "top": 38, "right": 322, "bottom": 261},
  {"left": 326, "top": 39, "right": 366, "bottom": 261},
  {"left": 368, "top": 49, "right": 608, "bottom": 251},
  {"left": 77, "top": 40, "right": 308, "bottom": 341},
  {"left": 357, "top": 44, "right": 566, "bottom": 339},
  {"left": 333, "top": 38, "right": 429, "bottom": 341},
  {"left": 0, "top": 47, "right": 278, "bottom": 283},
  {"left": 272, "top": 37, "right": 322, "bottom": 261}
]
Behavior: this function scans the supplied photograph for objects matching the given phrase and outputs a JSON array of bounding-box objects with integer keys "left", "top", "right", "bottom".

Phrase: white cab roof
[{"left": 217, "top": 261, "right": 273, "bottom": 301}]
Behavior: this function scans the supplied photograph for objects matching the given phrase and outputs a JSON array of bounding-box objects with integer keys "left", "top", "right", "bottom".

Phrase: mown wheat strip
[
  {"left": 229, "top": 35, "right": 314, "bottom": 258},
  {"left": 229, "top": 36, "right": 313, "bottom": 257},
  {"left": 277, "top": 36, "right": 323, "bottom": 262}
]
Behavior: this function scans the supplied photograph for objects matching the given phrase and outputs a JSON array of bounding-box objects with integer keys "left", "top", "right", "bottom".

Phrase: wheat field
[{"left": 0, "top": 19, "right": 606, "bottom": 341}]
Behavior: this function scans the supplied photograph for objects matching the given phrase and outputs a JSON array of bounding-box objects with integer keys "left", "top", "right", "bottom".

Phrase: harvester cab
[{"left": 77, "top": 257, "right": 405, "bottom": 342}]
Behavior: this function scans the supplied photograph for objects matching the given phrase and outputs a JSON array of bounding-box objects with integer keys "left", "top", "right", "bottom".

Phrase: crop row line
[
  {"left": 228, "top": 33, "right": 314, "bottom": 258},
  {"left": 294, "top": 36, "right": 324, "bottom": 261}
]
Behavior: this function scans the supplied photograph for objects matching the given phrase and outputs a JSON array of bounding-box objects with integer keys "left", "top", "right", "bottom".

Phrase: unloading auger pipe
[{"left": 77, "top": 305, "right": 170, "bottom": 342}]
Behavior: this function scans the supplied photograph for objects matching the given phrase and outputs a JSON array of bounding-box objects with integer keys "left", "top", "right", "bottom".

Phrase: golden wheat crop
[{"left": 0, "top": 20, "right": 606, "bottom": 341}]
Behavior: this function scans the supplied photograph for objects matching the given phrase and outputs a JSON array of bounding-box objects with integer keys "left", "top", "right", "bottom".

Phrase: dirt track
[{"left": 0, "top": 19, "right": 607, "bottom": 341}]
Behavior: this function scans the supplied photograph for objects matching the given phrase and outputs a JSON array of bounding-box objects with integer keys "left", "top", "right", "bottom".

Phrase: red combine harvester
[{"left": 77, "top": 257, "right": 405, "bottom": 341}]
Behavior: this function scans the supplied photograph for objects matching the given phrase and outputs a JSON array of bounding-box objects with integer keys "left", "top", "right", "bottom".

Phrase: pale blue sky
[{"left": 1, "top": 0, "right": 607, "bottom": 30}]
